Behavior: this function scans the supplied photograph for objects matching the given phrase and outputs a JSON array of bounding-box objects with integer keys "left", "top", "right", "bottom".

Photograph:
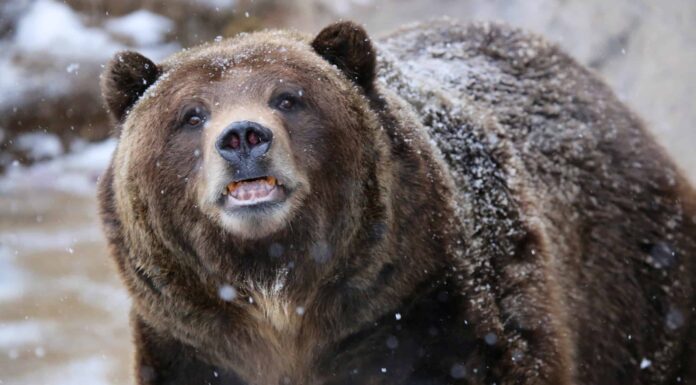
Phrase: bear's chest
[
  {"left": 214, "top": 287, "right": 312, "bottom": 383},
  {"left": 248, "top": 283, "right": 302, "bottom": 334}
]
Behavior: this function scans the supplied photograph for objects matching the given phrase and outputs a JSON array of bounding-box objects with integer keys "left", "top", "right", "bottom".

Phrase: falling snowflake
[
  {"left": 218, "top": 284, "right": 237, "bottom": 301},
  {"left": 640, "top": 358, "right": 652, "bottom": 370}
]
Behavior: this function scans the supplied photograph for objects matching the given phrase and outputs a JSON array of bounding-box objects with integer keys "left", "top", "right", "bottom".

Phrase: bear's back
[{"left": 377, "top": 19, "right": 696, "bottom": 384}]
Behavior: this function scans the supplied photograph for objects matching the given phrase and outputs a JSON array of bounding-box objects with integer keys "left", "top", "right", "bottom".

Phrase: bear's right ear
[
  {"left": 100, "top": 51, "right": 160, "bottom": 123},
  {"left": 311, "top": 21, "right": 376, "bottom": 93}
]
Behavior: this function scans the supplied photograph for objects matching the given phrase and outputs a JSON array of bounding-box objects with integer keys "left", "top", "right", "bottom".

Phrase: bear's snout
[{"left": 216, "top": 120, "right": 273, "bottom": 166}]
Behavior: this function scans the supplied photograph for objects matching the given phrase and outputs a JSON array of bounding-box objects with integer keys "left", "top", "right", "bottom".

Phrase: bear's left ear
[
  {"left": 100, "top": 51, "right": 160, "bottom": 124},
  {"left": 311, "top": 21, "right": 376, "bottom": 93}
]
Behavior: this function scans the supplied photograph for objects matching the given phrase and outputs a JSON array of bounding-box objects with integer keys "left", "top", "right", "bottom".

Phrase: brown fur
[
  {"left": 99, "top": 20, "right": 696, "bottom": 384},
  {"left": 101, "top": 51, "right": 159, "bottom": 125}
]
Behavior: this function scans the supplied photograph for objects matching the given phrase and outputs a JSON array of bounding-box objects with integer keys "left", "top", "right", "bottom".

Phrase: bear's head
[{"left": 101, "top": 22, "right": 384, "bottom": 243}]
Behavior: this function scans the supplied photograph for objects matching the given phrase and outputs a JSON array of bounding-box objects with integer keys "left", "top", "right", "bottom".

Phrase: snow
[
  {"left": 0, "top": 139, "right": 116, "bottom": 196},
  {"left": 0, "top": 245, "right": 25, "bottom": 302},
  {"left": 484, "top": 332, "right": 498, "bottom": 345},
  {"left": 0, "top": 217, "right": 129, "bottom": 384},
  {"left": 105, "top": 10, "right": 173, "bottom": 47},
  {"left": 640, "top": 357, "right": 652, "bottom": 369},
  {"left": 14, "top": 132, "right": 63, "bottom": 161},
  {"left": 57, "top": 275, "right": 131, "bottom": 314},
  {"left": 14, "top": 0, "right": 121, "bottom": 60},
  {"left": 322, "top": 0, "right": 373, "bottom": 15},
  {"left": 218, "top": 284, "right": 237, "bottom": 301},
  {"left": 66, "top": 63, "right": 80, "bottom": 74},
  {"left": 34, "top": 346, "right": 46, "bottom": 358},
  {"left": 194, "top": 0, "right": 237, "bottom": 9},
  {"left": 0, "top": 0, "right": 178, "bottom": 109},
  {"left": 0, "top": 226, "right": 101, "bottom": 254},
  {"left": 17, "top": 357, "right": 113, "bottom": 385},
  {"left": 0, "top": 52, "right": 77, "bottom": 110}
]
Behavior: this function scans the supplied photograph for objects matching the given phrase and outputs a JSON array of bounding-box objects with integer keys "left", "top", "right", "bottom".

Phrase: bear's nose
[{"left": 216, "top": 121, "right": 273, "bottom": 163}]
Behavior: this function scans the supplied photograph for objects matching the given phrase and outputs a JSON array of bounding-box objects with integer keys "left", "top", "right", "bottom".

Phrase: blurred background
[{"left": 0, "top": 0, "right": 694, "bottom": 383}]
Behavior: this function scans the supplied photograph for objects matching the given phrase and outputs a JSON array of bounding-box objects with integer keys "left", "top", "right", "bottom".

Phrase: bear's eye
[
  {"left": 275, "top": 94, "right": 298, "bottom": 112},
  {"left": 182, "top": 107, "right": 207, "bottom": 128},
  {"left": 188, "top": 115, "right": 202, "bottom": 126}
]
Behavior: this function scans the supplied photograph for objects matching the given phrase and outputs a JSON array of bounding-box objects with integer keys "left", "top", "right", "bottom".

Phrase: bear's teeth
[
  {"left": 227, "top": 176, "right": 278, "bottom": 194},
  {"left": 228, "top": 180, "right": 274, "bottom": 201}
]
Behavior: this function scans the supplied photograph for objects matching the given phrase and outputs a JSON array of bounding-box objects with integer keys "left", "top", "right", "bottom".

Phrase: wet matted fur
[{"left": 98, "top": 19, "right": 696, "bottom": 385}]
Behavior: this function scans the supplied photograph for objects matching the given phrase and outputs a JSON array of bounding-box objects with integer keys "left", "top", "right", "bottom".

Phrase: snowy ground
[
  {"left": 0, "top": 140, "right": 133, "bottom": 385},
  {"left": 0, "top": 1, "right": 694, "bottom": 384}
]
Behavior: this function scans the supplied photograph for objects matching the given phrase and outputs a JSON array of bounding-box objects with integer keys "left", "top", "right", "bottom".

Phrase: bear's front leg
[{"left": 132, "top": 314, "right": 244, "bottom": 385}]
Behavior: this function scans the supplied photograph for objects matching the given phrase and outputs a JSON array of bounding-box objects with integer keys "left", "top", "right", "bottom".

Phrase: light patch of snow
[
  {"left": 0, "top": 0, "right": 119, "bottom": 109},
  {"left": 0, "top": 139, "right": 116, "bottom": 196},
  {"left": 66, "top": 63, "right": 80, "bottom": 74},
  {"left": 322, "top": 0, "right": 373, "bottom": 15},
  {"left": 17, "top": 356, "right": 113, "bottom": 385},
  {"left": 105, "top": 10, "right": 173, "bottom": 47},
  {"left": 34, "top": 346, "right": 46, "bottom": 357},
  {"left": 0, "top": 226, "right": 102, "bottom": 254},
  {"left": 0, "top": 321, "right": 52, "bottom": 348},
  {"left": 0, "top": 0, "right": 179, "bottom": 110},
  {"left": 0, "top": 245, "right": 25, "bottom": 301},
  {"left": 14, "top": 0, "right": 121, "bottom": 60},
  {"left": 56, "top": 276, "right": 131, "bottom": 315},
  {"left": 0, "top": 52, "right": 76, "bottom": 110},
  {"left": 194, "top": 0, "right": 237, "bottom": 9},
  {"left": 54, "top": 357, "right": 114, "bottom": 385},
  {"left": 14, "top": 132, "right": 63, "bottom": 160}
]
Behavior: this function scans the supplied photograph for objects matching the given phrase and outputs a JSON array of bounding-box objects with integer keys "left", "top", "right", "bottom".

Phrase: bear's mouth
[{"left": 223, "top": 176, "right": 286, "bottom": 207}]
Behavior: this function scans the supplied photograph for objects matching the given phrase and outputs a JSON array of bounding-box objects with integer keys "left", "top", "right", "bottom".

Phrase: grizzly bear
[{"left": 98, "top": 19, "right": 696, "bottom": 385}]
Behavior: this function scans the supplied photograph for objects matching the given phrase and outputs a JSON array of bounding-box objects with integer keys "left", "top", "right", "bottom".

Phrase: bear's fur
[{"left": 99, "top": 20, "right": 696, "bottom": 385}]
